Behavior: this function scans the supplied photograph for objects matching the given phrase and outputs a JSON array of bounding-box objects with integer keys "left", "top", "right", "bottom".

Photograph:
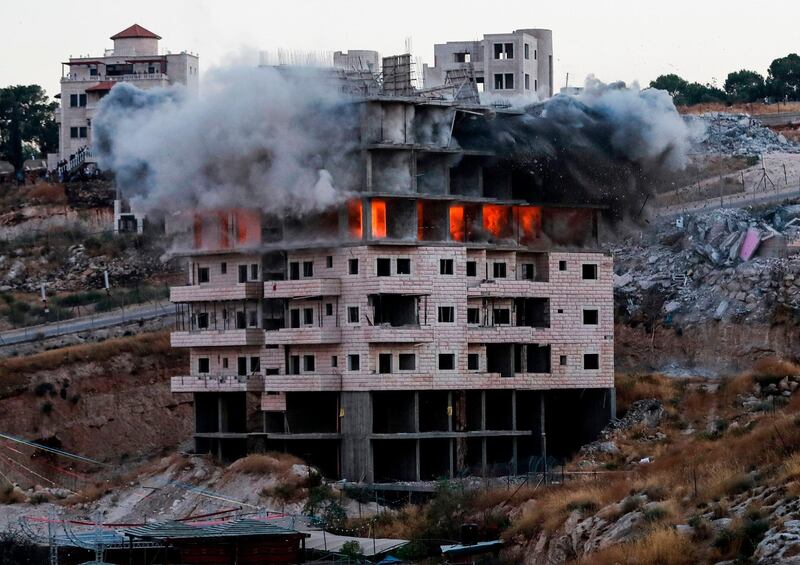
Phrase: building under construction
[{"left": 169, "top": 82, "right": 615, "bottom": 482}]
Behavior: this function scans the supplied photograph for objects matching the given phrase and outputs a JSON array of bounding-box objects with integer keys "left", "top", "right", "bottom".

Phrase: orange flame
[
  {"left": 371, "top": 200, "right": 387, "bottom": 239},
  {"left": 218, "top": 212, "right": 229, "bottom": 249},
  {"left": 449, "top": 205, "right": 464, "bottom": 242},
  {"left": 347, "top": 200, "right": 363, "bottom": 239},
  {"left": 235, "top": 209, "right": 261, "bottom": 246},
  {"left": 483, "top": 205, "right": 508, "bottom": 238},
  {"left": 514, "top": 206, "right": 542, "bottom": 243}
]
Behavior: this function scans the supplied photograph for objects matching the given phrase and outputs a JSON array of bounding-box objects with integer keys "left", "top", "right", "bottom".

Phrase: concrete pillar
[{"left": 340, "top": 392, "right": 373, "bottom": 482}]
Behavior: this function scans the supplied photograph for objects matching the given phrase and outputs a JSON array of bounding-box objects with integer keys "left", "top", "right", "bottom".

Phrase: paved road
[{"left": 0, "top": 300, "right": 173, "bottom": 348}]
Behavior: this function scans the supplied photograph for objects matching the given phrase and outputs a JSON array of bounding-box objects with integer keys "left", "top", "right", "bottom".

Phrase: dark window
[
  {"left": 197, "top": 267, "right": 210, "bottom": 283},
  {"left": 70, "top": 127, "right": 78, "bottom": 138},
  {"left": 69, "top": 94, "right": 78, "bottom": 107},
  {"left": 494, "top": 73, "right": 504, "bottom": 90},
  {"left": 559, "top": 260, "right": 567, "bottom": 271},
  {"left": 438, "top": 354, "right": 455, "bottom": 371},
  {"left": 250, "top": 357, "right": 261, "bottom": 373},
  {"left": 376, "top": 258, "right": 391, "bottom": 276},
  {"left": 79, "top": 94, "right": 86, "bottom": 107},
  {"left": 348, "top": 354, "right": 360, "bottom": 371},
  {"left": 467, "top": 353, "right": 479, "bottom": 370},
  {"left": 78, "top": 127, "right": 87, "bottom": 138},
  {"left": 289, "top": 262, "right": 300, "bottom": 280},
  {"left": 303, "top": 261, "right": 313, "bottom": 277},
  {"left": 583, "top": 309, "right": 599, "bottom": 325},
  {"left": 524, "top": 43, "right": 530, "bottom": 59},
  {"left": 466, "top": 261, "right": 477, "bottom": 277},
  {"left": 493, "top": 262, "right": 507, "bottom": 278},
  {"left": 326, "top": 255, "right": 333, "bottom": 268},
  {"left": 582, "top": 264, "right": 598, "bottom": 280},
  {"left": 440, "top": 259, "right": 454, "bottom": 275},
  {"left": 520, "top": 263, "right": 535, "bottom": 280},
  {"left": 525, "top": 74, "right": 530, "bottom": 90},
  {"left": 237, "top": 357, "right": 247, "bottom": 376},
  {"left": 493, "top": 308, "right": 510, "bottom": 325},
  {"left": 197, "top": 312, "right": 209, "bottom": 329},
  {"left": 303, "top": 355, "right": 315, "bottom": 372},
  {"left": 238, "top": 265, "right": 248, "bottom": 283},
  {"left": 220, "top": 262, "right": 227, "bottom": 274},
  {"left": 467, "top": 308, "right": 480, "bottom": 324},
  {"left": 493, "top": 43, "right": 503, "bottom": 59},
  {"left": 290, "top": 309, "right": 300, "bottom": 328},
  {"left": 248, "top": 310, "right": 258, "bottom": 327},
  {"left": 222, "top": 358, "right": 229, "bottom": 369},
  {"left": 560, "top": 355, "right": 567, "bottom": 366},
  {"left": 250, "top": 264, "right": 259, "bottom": 280},
  {"left": 197, "top": 358, "right": 210, "bottom": 373},
  {"left": 378, "top": 353, "right": 392, "bottom": 374},
  {"left": 325, "top": 303, "right": 333, "bottom": 316},
  {"left": 347, "top": 306, "right": 359, "bottom": 324},
  {"left": 331, "top": 355, "right": 338, "bottom": 368},
  {"left": 557, "top": 308, "right": 564, "bottom": 314},
  {"left": 90, "top": 66, "right": 98, "bottom": 76},
  {"left": 438, "top": 306, "right": 455, "bottom": 323},
  {"left": 303, "top": 308, "right": 313, "bottom": 325},
  {"left": 584, "top": 353, "right": 600, "bottom": 370},
  {"left": 397, "top": 258, "right": 411, "bottom": 274},
  {"left": 266, "top": 368, "right": 279, "bottom": 375},
  {"left": 399, "top": 354, "right": 415, "bottom": 371},
  {"left": 236, "top": 311, "right": 246, "bottom": 329},
  {"left": 505, "top": 73, "right": 514, "bottom": 89},
  {"left": 348, "top": 258, "right": 359, "bottom": 275},
  {"left": 289, "top": 355, "right": 300, "bottom": 375}
]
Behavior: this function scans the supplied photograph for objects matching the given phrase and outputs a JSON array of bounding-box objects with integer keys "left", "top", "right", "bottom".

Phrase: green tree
[
  {"left": 724, "top": 70, "right": 765, "bottom": 103},
  {"left": 0, "top": 85, "right": 58, "bottom": 172},
  {"left": 649, "top": 74, "right": 689, "bottom": 98},
  {"left": 683, "top": 82, "right": 727, "bottom": 105},
  {"left": 766, "top": 53, "right": 800, "bottom": 101}
]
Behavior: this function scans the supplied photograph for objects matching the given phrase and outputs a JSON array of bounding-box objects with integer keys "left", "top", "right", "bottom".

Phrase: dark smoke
[{"left": 458, "top": 78, "right": 704, "bottom": 220}]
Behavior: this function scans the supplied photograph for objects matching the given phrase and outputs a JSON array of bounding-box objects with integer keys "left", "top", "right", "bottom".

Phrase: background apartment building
[
  {"left": 54, "top": 24, "right": 199, "bottom": 164},
  {"left": 169, "top": 95, "right": 614, "bottom": 483},
  {"left": 423, "top": 29, "right": 553, "bottom": 99}
]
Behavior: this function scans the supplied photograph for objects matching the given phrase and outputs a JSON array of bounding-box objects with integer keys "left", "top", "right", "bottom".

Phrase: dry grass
[
  {"left": 505, "top": 482, "right": 631, "bottom": 538},
  {"left": 227, "top": 452, "right": 303, "bottom": 476},
  {"left": 62, "top": 483, "right": 110, "bottom": 505},
  {"left": 678, "top": 101, "right": 800, "bottom": 115},
  {"left": 751, "top": 357, "right": 800, "bottom": 382},
  {"left": 26, "top": 184, "right": 67, "bottom": 205},
  {"left": 615, "top": 373, "right": 676, "bottom": 415},
  {"left": 571, "top": 526, "right": 697, "bottom": 565},
  {"left": 0, "top": 331, "right": 178, "bottom": 381}
]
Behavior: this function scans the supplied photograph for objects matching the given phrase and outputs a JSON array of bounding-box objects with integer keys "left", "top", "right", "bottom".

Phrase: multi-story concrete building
[
  {"left": 55, "top": 24, "right": 199, "bottom": 162},
  {"left": 423, "top": 29, "right": 553, "bottom": 99},
  {"left": 169, "top": 96, "right": 613, "bottom": 483}
]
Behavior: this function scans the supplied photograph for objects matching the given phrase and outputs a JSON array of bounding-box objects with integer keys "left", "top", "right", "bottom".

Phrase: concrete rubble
[
  {"left": 689, "top": 112, "right": 800, "bottom": 156},
  {"left": 613, "top": 202, "right": 800, "bottom": 324}
]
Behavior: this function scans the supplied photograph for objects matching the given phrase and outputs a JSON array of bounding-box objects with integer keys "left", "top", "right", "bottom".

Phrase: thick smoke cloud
[
  {"left": 461, "top": 77, "right": 705, "bottom": 219},
  {"left": 93, "top": 66, "right": 360, "bottom": 217},
  {"left": 95, "top": 70, "right": 701, "bottom": 222}
]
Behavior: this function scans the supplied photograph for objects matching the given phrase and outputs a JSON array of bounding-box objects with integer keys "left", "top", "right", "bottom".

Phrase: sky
[{"left": 2, "top": 0, "right": 799, "bottom": 99}]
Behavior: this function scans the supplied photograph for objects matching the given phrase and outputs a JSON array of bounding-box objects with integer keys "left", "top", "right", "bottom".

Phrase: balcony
[
  {"left": 264, "top": 374, "right": 344, "bottom": 392},
  {"left": 362, "top": 324, "right": 434, "bottom": 343},
  {"left": 363, "top": 278, "right": 433, "bottom": 296},
  {"left": 171, "top": 374, "right": 265, "bottom": 393},
  {"left": 266, "top": 326, "right": 342, "bottom": 345},
  {"left": 170, "top": 282, "right": 264, "bottom": 303},
  {"left": 61, "top": 73, "right": 170, "bottom": 83},
  {"left": 170, "top": 328, "right": 265, "bottom": 348},
  {"left": 264, "top": 278, "right": 341, "bottom": 299},
  {"left": 467, "top": 325, "right": 550, "bottom": 343},
  {"left": 467, "top": 279, "right": 551, "bottom": 298}
]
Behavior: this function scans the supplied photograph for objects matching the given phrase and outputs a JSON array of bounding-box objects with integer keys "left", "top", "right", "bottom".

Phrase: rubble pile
[
  {"left": 614, "top": 204, "right": 800, "bottom": 324},
  {"left": 691, "top": 112, "right": 800, "bottom": 155},
  {"left": 0, "top": 243, "right": 169, "bottom": 293}
]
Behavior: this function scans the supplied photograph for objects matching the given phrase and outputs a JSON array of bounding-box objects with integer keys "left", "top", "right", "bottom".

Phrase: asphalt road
[{"left": 0, "top": 301, "right": 173, "bottom": 347}]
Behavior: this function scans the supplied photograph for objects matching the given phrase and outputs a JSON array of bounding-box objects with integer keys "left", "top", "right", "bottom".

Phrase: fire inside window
[
  {"left": 449, "top": 206, "right": 464, "bottom": 242},
  {"left": 371, "top": 200, "right": 387, "bottom": 239},
  {"left": 347, "top": 200, "right": 363, "bottom": 239}
]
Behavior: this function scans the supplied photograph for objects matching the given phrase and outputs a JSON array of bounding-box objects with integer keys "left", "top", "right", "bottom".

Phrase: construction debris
[
  {"left": 690, "top": 112, "right": 800, "bottom": 156},
  {"left": 614, "top": 203, "right": 800, "bottom": 324}
]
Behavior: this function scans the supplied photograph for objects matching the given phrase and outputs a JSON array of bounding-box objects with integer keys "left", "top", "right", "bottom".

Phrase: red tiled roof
[
  {"left": 111, "top": 24, "right": 161, "bottom": 40},
  {"left": 85, "top": 81, "right": 116, "bottom": 93}
]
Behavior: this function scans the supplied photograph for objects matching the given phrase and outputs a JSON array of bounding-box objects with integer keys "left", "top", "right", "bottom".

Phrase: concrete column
[
  {"left": 413, "top": 392, "right": 420, "bottom": 433},
  {"left": 415, "top": 440, "right": 421, "bottom": 481},
  {"left": 340, "top": 392, "right": 373, "bottom": 482},
  {"left": 217, "top": 395, "right": 225, "bottom": 433}
]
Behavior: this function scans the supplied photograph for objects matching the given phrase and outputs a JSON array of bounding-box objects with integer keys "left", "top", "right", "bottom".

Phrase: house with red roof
[{"left": 54, "top": 24, "right": 199, "bottom": 163}]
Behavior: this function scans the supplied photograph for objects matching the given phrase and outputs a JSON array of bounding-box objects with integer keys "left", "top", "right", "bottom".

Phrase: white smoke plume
[{"left": 93, "top": 66, "right": 360, "bottom": 217}]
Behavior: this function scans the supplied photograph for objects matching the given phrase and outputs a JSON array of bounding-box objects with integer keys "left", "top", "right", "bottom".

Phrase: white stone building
[
  {"left": 423, "top": 29, "right": 553, "bottom": 100},
  {"left": 54, "top": 24, "right": 199, "bottom": 163}
]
